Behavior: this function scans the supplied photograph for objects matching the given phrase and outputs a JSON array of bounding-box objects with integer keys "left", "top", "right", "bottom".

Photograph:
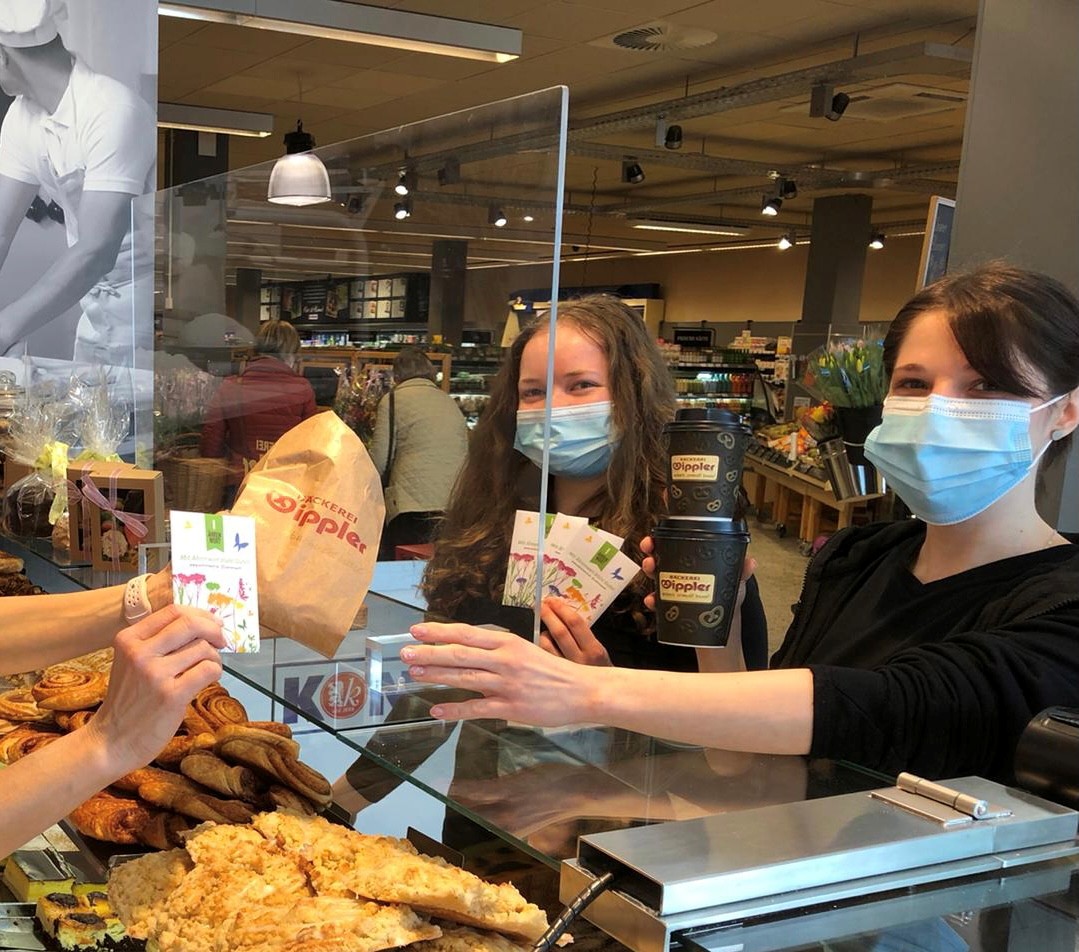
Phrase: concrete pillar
[
  {"left": 792, "top": 194, "right": 874, "bottom": 357},
  {"left": 429, "top": 239, "right": 468, "bottom": 345},
  {"left": 949, "top": 0, "right": 1079, "bottom": 530}
]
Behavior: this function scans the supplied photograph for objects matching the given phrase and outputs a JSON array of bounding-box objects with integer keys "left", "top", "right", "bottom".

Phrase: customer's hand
[
  {"left": 539, "top": 598, "right": 612, "bottom": 666},
  {"left": 640, "top": 535, "right": 758, "bottom": 614},
  {"left": 86, "top": 605, "right": 225, "bottom": 775},
  {"left": 404, "top": 622, "right": 588, "bottom": 727}
]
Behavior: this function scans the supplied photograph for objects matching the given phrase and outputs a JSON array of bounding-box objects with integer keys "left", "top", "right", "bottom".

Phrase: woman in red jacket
[{"left": 200, "top": 320, "right": 317, "bottom": 483}]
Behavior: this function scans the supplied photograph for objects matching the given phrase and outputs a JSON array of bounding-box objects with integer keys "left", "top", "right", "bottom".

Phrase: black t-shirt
[{"left": 778, "top": 536, "right": 1079, "bottom": 669}]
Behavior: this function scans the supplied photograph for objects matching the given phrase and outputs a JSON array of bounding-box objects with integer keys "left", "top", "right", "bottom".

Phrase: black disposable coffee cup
[
  {"left": 652, "top": 519, "right": 750, "bottom": 647},
  {"left": 664, "top": 407, "right": 752, "bottom": 519}
]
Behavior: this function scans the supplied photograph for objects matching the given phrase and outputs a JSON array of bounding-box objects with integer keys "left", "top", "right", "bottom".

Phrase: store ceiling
[{"left": 158, "top": 0, "right": 978, "bottom": 281}]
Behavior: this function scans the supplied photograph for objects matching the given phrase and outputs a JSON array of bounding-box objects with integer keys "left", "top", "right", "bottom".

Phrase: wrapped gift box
[
  {"left": 66, "top": 461, "right": 135, "bottom": 562},
  {"left": 69, "top": 464, "right": 162, "bottom": 571}
]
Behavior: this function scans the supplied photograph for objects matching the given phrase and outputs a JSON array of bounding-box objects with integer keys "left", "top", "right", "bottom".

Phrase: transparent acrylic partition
[{"left": 139, "top": 86, "right": 569, "bottom": 717}]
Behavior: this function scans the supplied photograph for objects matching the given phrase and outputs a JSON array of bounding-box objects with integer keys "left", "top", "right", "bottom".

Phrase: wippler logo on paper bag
[
  {"left": 671, "top": 455, "right": 720, "bottom": 481},
  {"left": 659, "top": 572, "right": 716, "bottom": 604},
  {"left": 266, "top": 492, "right": 371, "bottom": 555}
]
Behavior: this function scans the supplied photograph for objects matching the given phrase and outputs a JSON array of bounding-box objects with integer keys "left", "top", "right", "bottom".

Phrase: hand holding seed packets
[
  {"left": 502, "top": 510, "right": 639, "bottom": 622},
  {"left": 170, "top": 510, "right": 259, "bottom": 653}
]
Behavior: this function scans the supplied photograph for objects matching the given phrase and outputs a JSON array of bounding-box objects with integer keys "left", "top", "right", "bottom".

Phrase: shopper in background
[
  {"left": 370, "top": 347, "right": 468, "bottom": 559},
  {"left": 423, "top": 295, "right": 768, "bottom": 671},
  {"left": 200, "top": 320, "right": 318, "bottom": 487},
  {"left": 405, "top": 265, "right": 1079, "bottom": 783},
  {"left": 0, "top": 578, "right": 224, "bottom": 858}
]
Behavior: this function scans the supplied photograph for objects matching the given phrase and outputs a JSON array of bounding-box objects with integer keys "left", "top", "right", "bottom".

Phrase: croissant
[
  {"left": 214, "top": 724, "right": 300, "bottom": 758},
  {"left": 244, "top": 720, "right": 293, "bottom": 739},
  {"left": 179, "top": 750, "right": 266, "bottom": 802},
  {"left": 135, "top": 811, "right": 194, "bottom": 850},
  {"left": 190, "top": 688, "right": 248, "bottom": 732},
  {"left": 136, "top": 774, "right": 211, "bottom": 809},
  {"left": 32, "top": 671, "right": 108, "bottom": 711},
  {"left": 0, "top": 688, "right": 49, "bottom": 722},
  {"left": 69, "top": 791, "right": 159, "bottom": 845},
  {"left": 53, "top": 710, "right": 96, "bottom": 732},
  {"left": 113, "top": 765, "right": 189, "bottom": 795},
  {"left": 266, "top": 749, "right": 333, "bottom": 808},
  {"left": 216, "top": 737, "right": 331, "bottom": 808},
  {"left": 154, "top": 731, "right": 215, "bottom": 768},
  {"left": 0, "top": 725, "right": 62, "bottom": 764},
  {"left": 265, "top": 784, "right": 317, "bottom": 816},
  {"left": 137, "top": 779, "right": 255, "bottom": 824}
]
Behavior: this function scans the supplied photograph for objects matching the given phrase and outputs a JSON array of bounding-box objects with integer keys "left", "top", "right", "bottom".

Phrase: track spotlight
[
  {"left": 776, "top": 177, "right": 798, "bottom": 200},
  {"left": 869, "top": 230, "right": 885, "bottom": 250},
  {"left": 488, "top": 205, "right": 507, "bottom": 227},
  {"left": 761, "top": 194, "right": 782, "bottom": 217},
  {"left": 809, "top": 83, "right": 851, "bottom": 121},
  {"left": 655, "top": 117, "right": 684, "bottom": 151},
  {"left": 621, "top": 158, "right": 645, "bottom": 185},
  {"left": 393, "top": 198, "right": 412, "bottom": 220},
  {"left": 395, "top": 167, "right": 416, "bottom": 196},
  {"left": 777, "top": 231, "right": 795, "bottom": 251}
]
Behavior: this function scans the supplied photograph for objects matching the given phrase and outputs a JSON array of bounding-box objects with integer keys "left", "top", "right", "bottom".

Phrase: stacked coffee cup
[{"left": 653, "top": 407, "right": 753, "bottom": 647}]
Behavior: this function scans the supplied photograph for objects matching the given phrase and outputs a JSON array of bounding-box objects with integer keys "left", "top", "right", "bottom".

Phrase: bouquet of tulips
[{"left": 801, "top": 330, "right": 888, "bottom": 408}]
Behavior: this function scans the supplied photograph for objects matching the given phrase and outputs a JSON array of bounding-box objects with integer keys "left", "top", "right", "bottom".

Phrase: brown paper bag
[{"left": 231, "top": 411, "right": 384, "bottom": 657}]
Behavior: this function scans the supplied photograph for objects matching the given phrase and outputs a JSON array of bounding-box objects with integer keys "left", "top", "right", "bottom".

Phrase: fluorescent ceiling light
[
  {"left": 159, "top": 0, "right": 521, "bottom": 63},
  {"left": 632, "top": 220, "right": 751, "bottom": 237},
  {"left": 158, "top": 101, "right": 273, "bottom": 138}
]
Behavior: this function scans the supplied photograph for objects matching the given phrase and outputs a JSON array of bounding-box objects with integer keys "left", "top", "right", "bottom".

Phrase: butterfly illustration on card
[
  {"left": 610, "top": 566, "right": 625, "bottom": 581},
  {"left": 234, "top": 533, "right": 250, "bottom": 552}
]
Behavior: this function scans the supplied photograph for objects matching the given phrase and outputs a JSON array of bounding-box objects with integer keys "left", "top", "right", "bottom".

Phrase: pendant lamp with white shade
[{"left": 267, "top": 120, "right": 332, "bottom": 206}]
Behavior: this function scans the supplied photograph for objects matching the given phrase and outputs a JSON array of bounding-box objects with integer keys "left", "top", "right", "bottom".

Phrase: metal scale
[{"left": 559, "top": 775, "right": 1079, "bottom": 952}]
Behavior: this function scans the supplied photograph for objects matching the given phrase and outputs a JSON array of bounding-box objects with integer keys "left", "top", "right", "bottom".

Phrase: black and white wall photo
[{"left": 0, "top": 0, "right": 157, "bottom": 378}]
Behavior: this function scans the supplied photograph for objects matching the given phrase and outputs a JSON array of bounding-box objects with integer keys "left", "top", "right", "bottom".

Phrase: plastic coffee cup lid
[{"left": 674, "top": 407, "right": 743, "bottom": 424}]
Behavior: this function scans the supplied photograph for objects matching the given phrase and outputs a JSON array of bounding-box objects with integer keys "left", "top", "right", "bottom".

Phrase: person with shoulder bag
[{"left": 369, "top": 347, "right": 468, "bottom": 559}]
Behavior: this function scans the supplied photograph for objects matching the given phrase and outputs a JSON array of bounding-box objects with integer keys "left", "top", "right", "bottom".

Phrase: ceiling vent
[
  {"left": 783, "top": 83, "right": 967, "bottom": 122},
  {"left": 604, "top": 22, "right": 718, "bottom": 52}
]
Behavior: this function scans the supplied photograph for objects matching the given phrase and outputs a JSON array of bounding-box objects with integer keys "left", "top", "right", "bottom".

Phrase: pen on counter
[{"left": 896, "top": 772, "right": 989, "bottom": 819}]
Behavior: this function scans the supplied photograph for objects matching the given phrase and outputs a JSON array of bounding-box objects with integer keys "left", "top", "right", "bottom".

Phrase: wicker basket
[{"left": 160, "top": 455, "right": 230, "bottom": 513}]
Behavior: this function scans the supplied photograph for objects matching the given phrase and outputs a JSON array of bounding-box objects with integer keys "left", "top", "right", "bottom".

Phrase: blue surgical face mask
[
  {"left": 864, "top": 393, "right": 1064, "bottom": 525},
  {"left": 514, "top": 401, "right": 617, "bottom": 479}
]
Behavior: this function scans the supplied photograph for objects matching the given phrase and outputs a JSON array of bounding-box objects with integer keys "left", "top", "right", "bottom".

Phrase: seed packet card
[
  {"left": 170, "top": 510, "right": 260, "bottom": 653},
  {"left": 553, "top": 523, "right": 640, "bottom": 622},
  {"left": 502, "top": 510, "right": 589, "bottom": 609},
  {"left": 542, "top": 516, "right": 624, "bottom": 595}
]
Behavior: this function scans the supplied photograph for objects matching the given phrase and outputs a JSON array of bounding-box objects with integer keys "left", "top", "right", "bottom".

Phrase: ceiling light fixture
[
  {"left": 158, "top": 102, "right": 274, "bottom": 138},
  {"left": 632, "top": 219, "right": 750, "bottom": 237},
  {"left": 655, "top": 117, "right": 683, "bottom": 151},
  {"left": 488, "top": 206, "right": 508, "bottom": 228},
  {"left": 809, "top": 82, "right": 851, "bottom": 121},
  {"left": 869, "top": 230, "right": 886, "bottom": 250},
  {"left": 522, "top": 214, "right": 535, "bottom": 223},
  {"left": 393, "top": 199, "right": 412, "bottom": 220},
  {"left": 158, "top": 0, "right": 522, "bottom": 63},
  {"left": 761, "top": 195, "right": 782, "bottom": 217},
  {"left": 267, "top": 120, "right": 332, "bottom": 206},
  {"left": 777, "top": 231, "right": 795, "bottom": 251},
  {"left": 622, "top": 158, "right": 645, "bottom": 185},
  {"left": 394, "top": 167, "right": 416, "bottom": 197},
  {"left": 776, "top": 177, "right": 798, "bottom": 199},
  {"left": 437, "top": 158, "right": 460, "bottom": 186}
]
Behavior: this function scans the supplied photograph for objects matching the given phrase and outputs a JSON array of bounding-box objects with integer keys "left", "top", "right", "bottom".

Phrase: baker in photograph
[{"left": 0, "top": 0, "right": 155, "bottom": 364}]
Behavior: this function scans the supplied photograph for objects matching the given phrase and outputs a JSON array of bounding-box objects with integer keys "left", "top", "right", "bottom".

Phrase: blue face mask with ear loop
[
  {"left": 864, "top": 392, "right": 1066, "bottom": 526},
  {"left": 514, "top": 401, "right": 618, "bottom": 479}
]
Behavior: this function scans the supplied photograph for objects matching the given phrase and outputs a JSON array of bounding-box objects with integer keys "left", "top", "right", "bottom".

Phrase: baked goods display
[
  {"left": 108, "top": 812, "right": 549, "bottom": 952},
  {"left": 0, "top": 669, "right": 333, "bottom": 849},
  {"left": 0, "top": 546, "right": 45, "bottom": 597}
]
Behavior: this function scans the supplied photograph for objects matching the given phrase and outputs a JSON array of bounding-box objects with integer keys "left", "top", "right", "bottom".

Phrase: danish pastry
[
  {"left": 32, "top": 671, "right": 108, "bottom": 711},
  {"left": 0, "top": 688, "right": 49, "bottom": 721}
]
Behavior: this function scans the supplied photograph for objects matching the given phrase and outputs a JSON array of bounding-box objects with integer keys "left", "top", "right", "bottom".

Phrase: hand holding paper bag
[{"left": 231, "top": 411, "right": 384, "bottom": 657}]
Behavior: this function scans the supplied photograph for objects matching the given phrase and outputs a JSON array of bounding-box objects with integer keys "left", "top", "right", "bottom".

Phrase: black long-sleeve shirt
[{"left": 771, "top": 520, "right": 1079, "bottom": 781}]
